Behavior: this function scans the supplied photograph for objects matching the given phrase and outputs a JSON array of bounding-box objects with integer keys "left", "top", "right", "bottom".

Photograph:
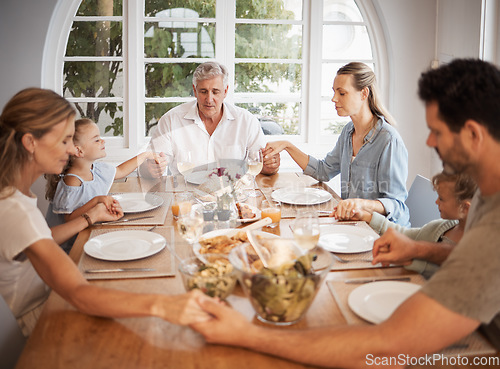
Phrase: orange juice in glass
[
  {"left": 172, "top": 192, "right": 193, "bottom": 219},
  {"left": 261, "top": 199, "right": 281, "bottom": 227}
]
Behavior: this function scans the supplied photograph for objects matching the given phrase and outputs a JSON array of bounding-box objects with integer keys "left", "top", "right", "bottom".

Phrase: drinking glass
[
  {"left": 176, "top": 202, "right": 204, "bottom": 244},
  {"left": 177, "top": 151, "right": 195, "bottom": 187},
  {"left": 245, "top": 149, "right": 263, "bottom": 197},
  {"left": 261, "top": 199, "right": 281, "bottom": 227},
  {"left": 292, "top": 212, "right": 320, "bottom": 250}
]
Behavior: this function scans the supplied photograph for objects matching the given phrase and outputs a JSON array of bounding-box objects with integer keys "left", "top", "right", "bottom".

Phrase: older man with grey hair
[{"left": 141, "top": 61, "right": 279, "bottom": 177}]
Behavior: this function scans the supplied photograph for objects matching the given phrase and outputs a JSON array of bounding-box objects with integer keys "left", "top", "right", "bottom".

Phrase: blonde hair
[
  {"left": 45, "top": 118, "right": 94, "bottom": 201},
  {"left": 337, "top": 62, "right": 396, "bottom": 126},
  {"left": 432, "top": 172, "right": 477, "bottom": 203},
  {"left": 0, "top": 88, "right": 75, "bottom": 199}
]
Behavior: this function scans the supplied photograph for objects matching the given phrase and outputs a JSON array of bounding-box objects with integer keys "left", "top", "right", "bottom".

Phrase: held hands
[
  {"left": 372, "top": 228, "right": 416, "bottom": 266},
  {"left": 144, "top": 152, "right": 169, "bottom": 178},
  {"left": 87, "top": 202, "right": 124, "bottom": 224},
  {"left": 261, "top": 148, "right": 280, "bottom": 175},
  {"left": 165, "top": 290, "right": 215, "bottom": 326},
  {"left": 190, "top": 294, "right": 253, "bottom": 345},
  {"left": 263, "top": 141, "right": 289, "bottom": 157},
  {"left": 332, "top": 199, "right": 372, "bottom": 222}
]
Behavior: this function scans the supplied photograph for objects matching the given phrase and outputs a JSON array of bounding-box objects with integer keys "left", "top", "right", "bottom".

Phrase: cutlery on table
[
  {"left": 330, "top": 253, "right": 372, "bottom": 264},
  {"left": 344, "top": 277, "right": 411, "bottom": 284},
  {"left": 100, "top": 215, "right": 155, "bottom": 225},
  {"left": 85, "top": 268, "right": 155, "bottom": 273}
]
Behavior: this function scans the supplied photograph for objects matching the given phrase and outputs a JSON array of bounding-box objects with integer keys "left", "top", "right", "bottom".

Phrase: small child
[
  {"left": 45, "top": 118, "right": 158, "bottom": 252},
  {"left": 352, "top": 171, "right": 477, "bottom": 278}
]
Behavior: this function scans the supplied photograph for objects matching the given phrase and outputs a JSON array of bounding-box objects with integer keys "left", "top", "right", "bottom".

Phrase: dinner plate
[
  {"left": 185, "top": 170, "right": 213, "bottom": 185},
  {"left": 194, "top": 229, "right": 279, "bottom": 258},
  {"left": 238, "top": 203, "right": 262, "bottom": 223},
  {"left": 317, "top": 225, "right": 378, "bottom": 253},
  {"left": 112, "top": 193, "right": 164, "bottom": 213},
  {"left": 271, "top": 188, "right": 332, "bottom": 205},
  {"left": 84, "top": 230, "right": 166, "bottom": 261},
  {"left": 348, "top": 281, "right": 421, "bottom": 324}
]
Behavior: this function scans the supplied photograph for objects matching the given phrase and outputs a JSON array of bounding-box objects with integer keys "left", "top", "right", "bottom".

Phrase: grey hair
[{"left": 192, "top": 61, "right": 229, "bottom": 88}]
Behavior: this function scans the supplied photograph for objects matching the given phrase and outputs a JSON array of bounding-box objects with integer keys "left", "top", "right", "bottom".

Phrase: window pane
[
  {"left": 76, "top": 0, "right": 122, "bottom": 16},
  {"left": 323, "top": 0, "right": 363, "bottom": 22},
  {"left": 322, "top": 25, "right": 372, "bottom": 60},
  {"left": 145, "top": 63, "right": 198, "bottom": 97},
  {"left": 320, "top": 100, "right": 350, "bottom": 136},
  {"left": 144, "top": 22, "right": 215, "bottom": 58},
  {"left": 236, "top": 0, "right": 302, "bottom": 20},
  {"left": 63, "top": 61, "right": 123, "bottom": 98},
  {"left": 145, "top": 102, "right": 184, "bottom": 136},
  {"left": 66, "top": 21, "right": 122, "bottom": 57},
  {"left": 235, "top": 63, "right": 302, "bottom": 93},
  {"left": 74, "top": 102, "right": 124, "bottom": 137},
  {"left": 236, "top": 102, "right": 300, "bottom": 135},
  {"left": 145, "top": 1, "right": 216, "bottom": 18},
  {"left": 235, "top": 24, "right": 302, "bottom": 59}
]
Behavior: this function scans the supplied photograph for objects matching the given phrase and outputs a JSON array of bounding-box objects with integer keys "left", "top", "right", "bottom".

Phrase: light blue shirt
[
  {"left": 45, "top": 161, "right": 116, "bottom": 253},
  {"left": 304, "top": 117, "right": 410, "bottom": 226}
]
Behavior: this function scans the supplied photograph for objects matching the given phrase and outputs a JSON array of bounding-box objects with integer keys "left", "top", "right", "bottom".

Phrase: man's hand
[
  {"left": 261, "top": 146, "right": 280, "bottom": 175},
  {"left": 372, "top": 228, "right": 418, "bottom": 266},
  {"left": 140, "top": 152, "right": 169, "bottom": 178},
  {"left": 191, "top": 296, "right": 255, "bottom": 345}
]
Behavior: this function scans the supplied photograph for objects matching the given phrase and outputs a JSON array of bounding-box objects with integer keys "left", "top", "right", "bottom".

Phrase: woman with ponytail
[{"left": 264, "top": 62, "right": 410, "bottom": 225}]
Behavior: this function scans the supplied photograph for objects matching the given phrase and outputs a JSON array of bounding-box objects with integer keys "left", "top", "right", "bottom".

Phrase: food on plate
[
  {"left": 236, "top": 203, "right": 256, "bottom": 219},
  {"left": 198, "top": 231, "right": 249, "bottom": 254}
]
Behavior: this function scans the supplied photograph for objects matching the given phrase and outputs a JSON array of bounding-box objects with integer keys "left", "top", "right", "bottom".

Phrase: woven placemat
[
  {"left": 261, "top": 187, "right": 339, "bottom": 219},
  {"left": 327, "top": 276, "right": 496, "bottom": 357},
  {"left": 106, "top": 192, "right": 172, "bottom": 226},
  {"left": 78, "top": 226, "right": 176, "bottom": 280}
]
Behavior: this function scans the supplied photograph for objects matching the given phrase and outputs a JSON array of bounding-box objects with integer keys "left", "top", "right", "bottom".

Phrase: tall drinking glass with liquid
[
  {"left": 246, "top": 148, "right": 263, "bottom": 197},
  {"left": 292, "top": 212, "right": 320, "bottom": 251}
]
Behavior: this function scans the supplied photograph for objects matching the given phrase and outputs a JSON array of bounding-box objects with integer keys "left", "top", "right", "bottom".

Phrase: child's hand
[{"left": 96, "top": 195, "right": 118, "bottom": 212}]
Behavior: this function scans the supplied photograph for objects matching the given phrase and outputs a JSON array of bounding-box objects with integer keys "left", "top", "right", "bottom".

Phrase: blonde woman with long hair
[
  {"left": 264, "top": 62, "right": 410, "bottom": 225},
  {"left": 0, "top": 88, "right": 210, "bottom": 336}
]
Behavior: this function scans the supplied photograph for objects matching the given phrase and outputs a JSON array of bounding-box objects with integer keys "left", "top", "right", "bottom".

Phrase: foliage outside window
[{"left": 63, "top": 0, "right": 376, "bottom": 146}]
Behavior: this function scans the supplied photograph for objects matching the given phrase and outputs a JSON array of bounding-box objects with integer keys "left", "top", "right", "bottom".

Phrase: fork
[{"left": 148, "top": 225, "right": 157, "bottom": 232}]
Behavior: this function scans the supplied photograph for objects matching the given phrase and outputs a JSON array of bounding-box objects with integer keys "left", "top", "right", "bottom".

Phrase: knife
[
  {"left": 85, "top": 268, "right": 155, "bottom": 273},
  {"left": 344, "top": 277, "right": 411, "bottom": 284},
  {"left": 100, "top": 215, "right": 155, "bottom": 225}
]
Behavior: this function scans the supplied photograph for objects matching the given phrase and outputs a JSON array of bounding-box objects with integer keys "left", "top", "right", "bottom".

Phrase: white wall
[{"left": 0, "top": 0, "right": 490, "bottom": 212}]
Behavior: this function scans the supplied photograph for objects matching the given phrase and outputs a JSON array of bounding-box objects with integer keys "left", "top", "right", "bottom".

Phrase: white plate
[
  {"left": 112, "top": 193, "right": 164, "bottom": 213},
  {"left": 194, "top": 229, "right": 279, "bottom": 258},
  {"left": 271, "top": 188, "right": 332, "bottom": 205},
  {"left": 238, "top": 203, "right": 262, "bottom": 223},
  {"left": 185, "top": 170, "right": 213, "bottom": 185},
  {"left": 317, "top": 225, "right": 378, "bottom": 253},
  {"left": 348, "top": 281, "right": 421, "bottom": 324},
  {"left": 84, "top": 230, "right": 166, "bottom": 261}
]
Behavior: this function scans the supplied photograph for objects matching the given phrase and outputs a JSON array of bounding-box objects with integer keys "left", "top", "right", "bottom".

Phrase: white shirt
[
  {"left": 149, "top": 100, "right": 266, "bottom": 174},
  {"left": 0, "top": 189, "right": 52, "bottom": 330}
]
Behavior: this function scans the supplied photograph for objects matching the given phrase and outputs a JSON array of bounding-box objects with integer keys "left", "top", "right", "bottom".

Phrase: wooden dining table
[{"left": 15, "top": 172, "right": 499, "bottom": 369}]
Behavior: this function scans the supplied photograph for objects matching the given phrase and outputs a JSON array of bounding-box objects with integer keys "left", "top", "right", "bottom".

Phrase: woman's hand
[
  {"left": 263, "top": 141, "right": 290, "bottom": 157},
  {"left": 87, "top": 202, "right": 123, "bottom": 223},
  {"left": 333, "top": 198, "right": 385, "bottom": 221},
  {"left": 160, "top": 290, "right": 215, "bottom": 325}
]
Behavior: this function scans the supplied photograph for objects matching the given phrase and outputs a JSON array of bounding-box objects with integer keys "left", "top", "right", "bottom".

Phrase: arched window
[{"left": 43, "top": 0, "right": 388, "bottom": 162}]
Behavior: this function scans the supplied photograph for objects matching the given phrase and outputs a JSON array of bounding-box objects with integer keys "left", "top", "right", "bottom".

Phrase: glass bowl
[
  {"left": 229, "top": 241, "right": 334, "bottom": 325},
  {"left": 178, "top": 254, "right": 238, "bottom": 299}
]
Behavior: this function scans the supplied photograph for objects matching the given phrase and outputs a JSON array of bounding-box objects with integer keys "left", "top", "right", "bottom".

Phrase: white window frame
[{"left": 42, "top": 0, "right": 389, "bottom": 167}]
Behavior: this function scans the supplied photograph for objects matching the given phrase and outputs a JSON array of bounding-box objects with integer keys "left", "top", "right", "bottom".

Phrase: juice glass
[
  {"left": 261, "top": 199, "right": 281, "bottom": 227},
  {"left": 172, "top": 192, "right": 193, "bottom": 219}
]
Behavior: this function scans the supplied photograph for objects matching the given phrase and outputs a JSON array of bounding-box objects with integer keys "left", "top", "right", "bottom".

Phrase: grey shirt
[{"left": 421, "top": 190, "right": 500, "bottom": 348}]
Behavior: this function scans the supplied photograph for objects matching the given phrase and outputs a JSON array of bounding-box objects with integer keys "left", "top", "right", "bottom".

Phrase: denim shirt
[{"left": 304, "top": 117, "right": 410, "bottom": 226}]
